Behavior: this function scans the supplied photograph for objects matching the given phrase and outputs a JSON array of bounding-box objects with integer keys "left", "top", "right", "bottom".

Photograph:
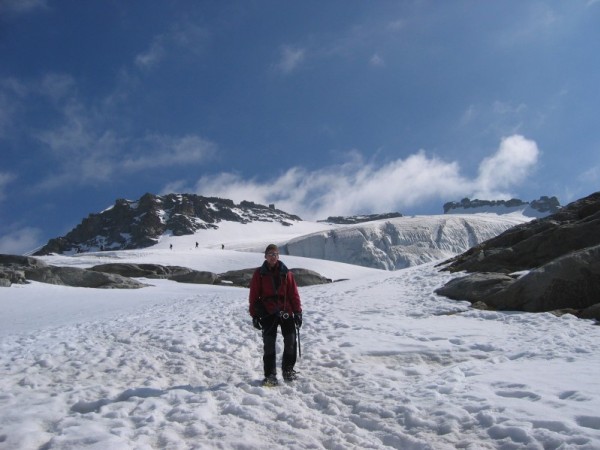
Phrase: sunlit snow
[{"left": 1, "top": 215, "right": 599, "bottom": 449}]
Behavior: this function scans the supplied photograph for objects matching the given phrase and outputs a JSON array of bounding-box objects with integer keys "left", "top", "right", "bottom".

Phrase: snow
[
  {"left": 2, "top": 217, "right": 600, "bottom": 449},
  {"left": 286, "top": 213, "right": 530, "bottom": 270}
]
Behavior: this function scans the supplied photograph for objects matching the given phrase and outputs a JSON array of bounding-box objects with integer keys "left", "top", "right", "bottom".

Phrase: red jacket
[{"left": 249, "top": 260, "right": 302, "bottom": 318}]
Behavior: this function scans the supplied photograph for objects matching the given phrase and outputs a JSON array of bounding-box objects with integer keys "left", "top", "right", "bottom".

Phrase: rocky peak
[
  {"left": 34, "top": 193, "right": 302, "bottom": 255},
  {"left": 443, "top": 195, "right": 560, "bottom": 217}
]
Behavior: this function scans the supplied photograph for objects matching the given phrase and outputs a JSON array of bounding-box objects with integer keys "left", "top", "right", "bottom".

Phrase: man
[{"left": 249, "top": 244, "right": 303, "bottom": 386}]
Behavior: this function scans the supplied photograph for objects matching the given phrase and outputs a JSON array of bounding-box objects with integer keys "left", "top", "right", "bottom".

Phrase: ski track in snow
[{"left": 2, "top": 263, "right": 600, "bottom": 449}]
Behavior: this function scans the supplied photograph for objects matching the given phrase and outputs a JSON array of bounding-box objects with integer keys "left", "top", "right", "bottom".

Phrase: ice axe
[{"left": 296, "top": 323, "right": 302, "bottom": 358}]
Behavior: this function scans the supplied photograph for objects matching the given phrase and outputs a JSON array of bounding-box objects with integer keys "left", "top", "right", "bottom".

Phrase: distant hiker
[
  {"left": 249, "top": 244, "right": 303, "bottom": 386},
  {"left": 170, "top": 244, "right": 173, "bottom": 250},
  {"left": 221, "top": 243, "right": 225, "bottom": 250},
  {"left": 196, "top": 242, "right": 199, "bottom": 248}
]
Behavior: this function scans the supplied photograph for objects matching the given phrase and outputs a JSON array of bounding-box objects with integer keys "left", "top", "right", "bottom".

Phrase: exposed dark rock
[
  {"left": 443, "top": 195, "right": 560, "bottom": 216},
  {"left": 25, "top": 266, "right": 147, "bottom": 289},
  {"left": 483, "top": 245, "right": 600, "bottom": 312},
  {"left": 580, "top": 304, "right": 600, "bottom": 321},
  {"left": 0, "top": 254, "right": 48, "bottom": 287},
  {"left": 168, "top": 270, "right": 217, "bottom": 285},
  {"left": 218, "top": 268, "right": 255, "bottom": 287},
  {"left": 216, "top": 267, "right": 331, "bottom": 288},
  {"left": 34, "top": 193, "right": 302, "bottom": 255},
  {"left": 319, "top": 212, "right": 402, "bottom": 225},
  {"left": 440, "top": 192, "right": 600, "bottom": 274},
  {"left": 288, "top": 268, "right": 332, "bottom": 287},
  {"left": 0, "top": 254, "right": 48, "bottom": 269},
  {"left": 0, "top": 255, "right": 145, "bottom": 289},
  {"left": 90, "top": 263, "right": 171, "bottom": 278},
  {"left": 443, "top": 197, "right": 527, "bottom": 213},
  {"left": 91, "top": 263, "right": 218, "bottom": 285},
  {"left": 434, "top": 272, "right": 516, "bottom": 303},
  {"left": 1, "top": 255, "right": 333, "bottom": 290},
  {"left": 436, "top": 192, "right": 600, "bottom": 319}
]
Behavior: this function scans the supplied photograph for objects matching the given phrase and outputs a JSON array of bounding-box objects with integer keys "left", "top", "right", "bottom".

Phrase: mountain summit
[{"left": 34, "top": 193, "right": 301, "bottom": 255}]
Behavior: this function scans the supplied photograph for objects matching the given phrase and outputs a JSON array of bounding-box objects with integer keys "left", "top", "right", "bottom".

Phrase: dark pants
[{"left": 261, "top": 314, "right": 297, "bottom": 377}]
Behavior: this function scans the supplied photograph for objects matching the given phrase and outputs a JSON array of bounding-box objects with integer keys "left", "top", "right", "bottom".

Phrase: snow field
[{"left": 2, "top": 258, "right": 600, "bottom": 449}]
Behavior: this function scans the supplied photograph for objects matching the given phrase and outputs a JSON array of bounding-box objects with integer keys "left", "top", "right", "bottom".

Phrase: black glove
[
  {"left": 294, "top": 312, "right": 302, "bottom": 328},
  {"left": 252, "top": 316, "right": 262, "bottom": 330}
]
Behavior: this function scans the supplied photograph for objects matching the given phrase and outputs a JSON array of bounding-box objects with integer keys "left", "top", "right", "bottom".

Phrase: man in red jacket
[{"left": 249, "top": 244, "right": 302, "bottom": 386}]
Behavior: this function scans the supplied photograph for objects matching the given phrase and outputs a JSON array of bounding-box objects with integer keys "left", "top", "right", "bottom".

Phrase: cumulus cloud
[
  {"left": 474, "top": 134, "right": 539, "bottom": 198},
  {"left": 187, "top": 135, "right": 540, "bottom": 219}
]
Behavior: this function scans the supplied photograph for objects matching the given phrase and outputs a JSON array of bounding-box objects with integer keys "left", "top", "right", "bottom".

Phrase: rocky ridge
[
  {"left": 319, "top": 212, "right": 402, "bottom": 225},
  {"left": 33, "top": 193, "right": 301, "bottom": 255},
  {"left": 435, "top": 191, "right": 600, "bottom": 320},
  {"left": 443, "top": 195, "right": 560, "bottom": 216}
]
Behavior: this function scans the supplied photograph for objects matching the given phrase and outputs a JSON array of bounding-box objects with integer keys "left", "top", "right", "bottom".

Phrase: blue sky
[{"left": 1, "top": 0, "right": 599, "bottom": 254}]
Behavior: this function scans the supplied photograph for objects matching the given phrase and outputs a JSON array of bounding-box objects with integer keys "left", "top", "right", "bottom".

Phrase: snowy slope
[{"left": 2, "top": 216, "right": 600, "bottom": 449}]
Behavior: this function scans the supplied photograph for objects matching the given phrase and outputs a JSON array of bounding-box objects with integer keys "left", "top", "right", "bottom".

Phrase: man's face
[{"left": 265, "top": 250, "right": 279, "bottom": 267}]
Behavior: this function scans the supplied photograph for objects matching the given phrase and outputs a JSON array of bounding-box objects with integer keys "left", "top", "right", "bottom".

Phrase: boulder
[
  {"left": 434, "top": 272, "right": 516, "bottom": 304},
  {"left": 290, "top": 268, "right": 332, "bottom": 287},
  {"left": 484, "top": 244, "right": 600, "bottom": 312},
  {"left": 91, "top": 263, "right": 218, "bottom": 285},
  {"left": 0, "top": 254, "right": 48, "bottom": 287},
  {"left": 217, "top": 267, "right": 331, "bottom": 288},
  {"left": 169, "top": 270, "right": 217, "bottom": 285},
  {"left": 441, "top": 192, "right": 600, "bottom": 274},
  {"left": 580, "top": 303, "right": 600, "bottom": 321},
  {"left": 218, "top": 268, "right": 255, "bottom": 287},
  {"left": 90, "top": 263, "right": 168, "bottom": 278},
  {"left": 436, "top": 192, "right": 600, "bottom": 318},
  {"left": 25, "top": 266, "right": 147, "bottom": 289}
]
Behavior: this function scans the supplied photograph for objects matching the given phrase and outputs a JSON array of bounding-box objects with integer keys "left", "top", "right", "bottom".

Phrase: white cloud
[
  {"left": 274, "top": 46, "right": 306, "bottom": 74},
  {"left": 134, "top": 22, "right": 209, "bottom": 70},
  {"left": 474, "top": 134, "right": 539, "bottom": 198},
  {"left": 0, "top": 226, "right": 42, "bottom": 255},
  {"left": 187, "top": 135, "right": 540, "bottom": 219},
  {"left": 122, "top": 134, "right": 217, "bottom": 171},
  {"left": 135, "top": 38, "right": 167, "bottom": 69}
]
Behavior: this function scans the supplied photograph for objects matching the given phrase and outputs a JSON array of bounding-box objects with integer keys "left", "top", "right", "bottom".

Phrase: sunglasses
[{"left": 266, "top": 252, "right": 279, "bottom": 257}]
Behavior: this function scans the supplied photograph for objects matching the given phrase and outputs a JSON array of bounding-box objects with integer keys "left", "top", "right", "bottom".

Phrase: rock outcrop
[
  {"left": 1, "top": 256, "right": 332, "bottom": 289},
  {"left": 213, "top": 267, "right": 331, "bottom": 288},
  {"left": 34, "top": 193, "right": 302, "bottom": 255},
  {"left": 90, "top": 263, "right": 218, "bottom": 285},
  {"left": 436, "top": 192, "right": 600, "bottom": 320},
  {"left": 0, "top": 254, "right": 147, "bottom": 289},
  {"left": 443, "top": 195, "right": 560, "bottom": 217},
  {"left": 319, "top": 212, "right": 402, "bottom": 225}
]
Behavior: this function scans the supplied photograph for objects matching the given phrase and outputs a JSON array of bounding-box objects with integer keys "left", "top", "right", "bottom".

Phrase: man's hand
[
  {"left": 294, "top": 312, "right": 302, "bottom": 328},
  {"left": 252, "top": 316, "right": 262, "bottom": 330}
]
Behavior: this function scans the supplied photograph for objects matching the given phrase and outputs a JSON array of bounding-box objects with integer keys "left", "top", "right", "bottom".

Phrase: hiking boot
[
  {"left": 282, "top": 369, "right": 298, "bottom": 382},
  {"left": 262, "top": 374, "right": 278, "bottom": 387}
]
